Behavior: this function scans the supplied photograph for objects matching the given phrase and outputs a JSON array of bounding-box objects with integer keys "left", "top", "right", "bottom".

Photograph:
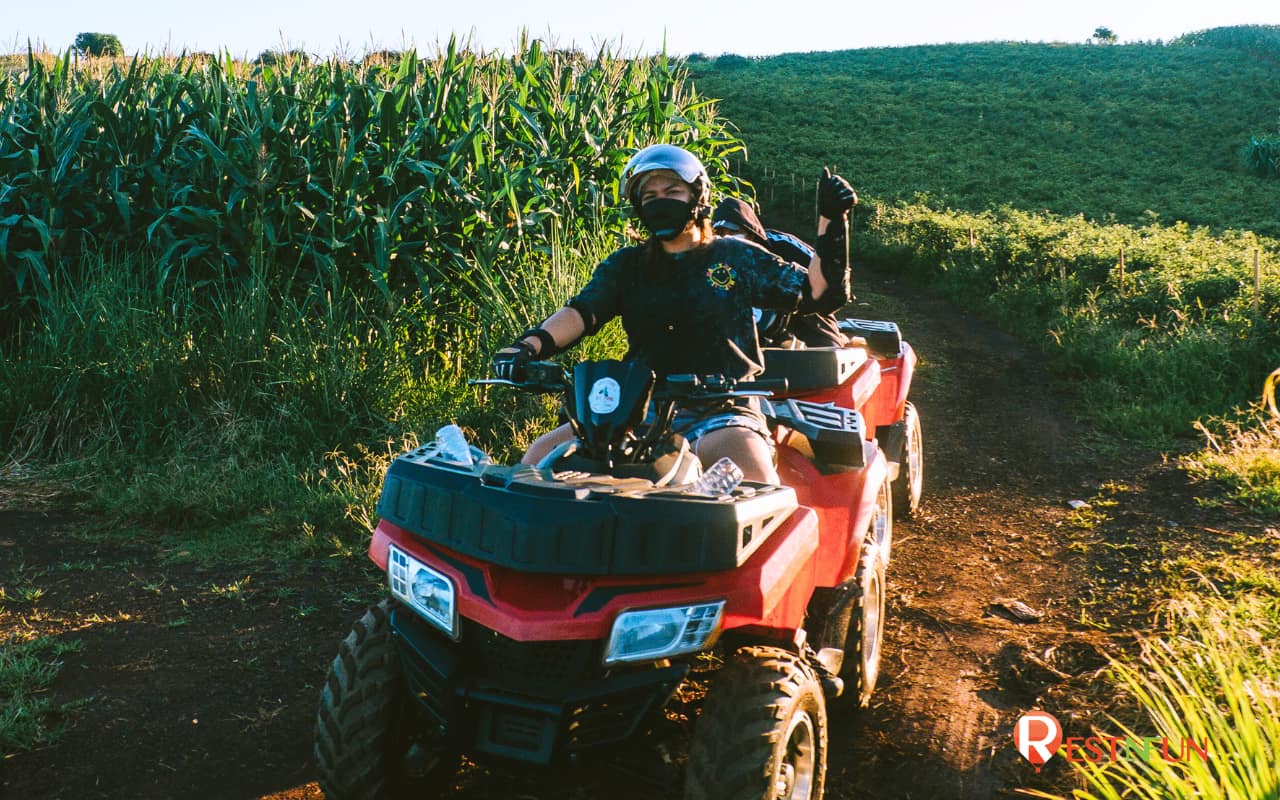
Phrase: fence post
[
  {"left": 968, "top": 226, "right": 975, "bottom": 248},
  {"left": 1255, "top": 249, "right": 1262, "bottom": 311},
  {"left": 1118, "top": 247, "right": 1126, "bottom": 295}
]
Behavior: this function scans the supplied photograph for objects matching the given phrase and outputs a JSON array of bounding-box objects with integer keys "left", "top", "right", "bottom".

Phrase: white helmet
[{"left": 619, "top": 144, "right": 711, "bottom": 211}]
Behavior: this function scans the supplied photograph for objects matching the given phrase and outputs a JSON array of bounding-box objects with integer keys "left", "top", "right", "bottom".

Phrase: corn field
[{"left": 0, "top": 39, "right": 745, "bottom": 331}]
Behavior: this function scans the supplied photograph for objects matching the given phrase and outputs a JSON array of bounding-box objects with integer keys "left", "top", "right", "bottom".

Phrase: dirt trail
[
  {"left": 825, "top": 281, "right": 1114, "bottom": 799},
  {"left": 1, "top": 270, "right": 1178, "bottom": 799}
]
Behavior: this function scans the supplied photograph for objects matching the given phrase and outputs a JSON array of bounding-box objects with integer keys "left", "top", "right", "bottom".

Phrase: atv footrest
[
  {"left": 766, "top": 399, "right": 867, "bottom": 468},
  {"left": 837, "top": 318, "right": 902, "bottom": 358}
]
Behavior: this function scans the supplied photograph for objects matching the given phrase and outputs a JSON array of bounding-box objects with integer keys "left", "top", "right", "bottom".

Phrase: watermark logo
[
  {"left": 1014, "top": 711, "right": 1063, "bottom": 772},
  {"left": 1013, "top": 711, "right": 1209, "bottom": 772}
]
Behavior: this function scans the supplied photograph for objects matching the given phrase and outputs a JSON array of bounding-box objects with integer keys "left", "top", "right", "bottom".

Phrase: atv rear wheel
[
  {"left": 315, "top": 600, "right": 457, "bottom": 800},
  {"left": 685, "top": 646, "right": 827, "bottom": 800},
  {"left": 891, "top": 402, "right": 923, "bottom": 518}
]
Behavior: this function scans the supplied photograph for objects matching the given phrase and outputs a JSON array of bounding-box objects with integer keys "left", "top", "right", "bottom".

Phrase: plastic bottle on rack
[
  {"left": 688, "top": 457, "right": 744, "bottom": 497},
  {"left": 433, "top": 424, "right": 474, "bottom": 466}
]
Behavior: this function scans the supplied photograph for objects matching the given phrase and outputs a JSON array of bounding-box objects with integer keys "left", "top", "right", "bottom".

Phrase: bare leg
[
  {"left": 692, "top": 427, "right": 778, "bottom": 484},
  {"left": 522, "top": 422, "right": 575, "bottom": 466}
]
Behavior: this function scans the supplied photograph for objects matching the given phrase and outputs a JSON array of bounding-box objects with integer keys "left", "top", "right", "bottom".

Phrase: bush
[
  {"left": 715, "top": 54, "right": 752, "bottom": 70},
  {"left": 1246, "top": 135, "right": 1280, "bottom": 178},
  {"left": 72, "top": 32, "right": 122, "bottom": 57},
  {"left": 254, "top": 48, "right": 310, "bottom": 66}
]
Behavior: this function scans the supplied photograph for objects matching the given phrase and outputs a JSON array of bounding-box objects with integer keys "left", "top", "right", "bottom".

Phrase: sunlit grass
[
  {"left": 1185, "top": 371, "right": 1280, "bottom": 515},
  {"left": 1025, "top": 558, "right": 1280, "bottom": 800}
]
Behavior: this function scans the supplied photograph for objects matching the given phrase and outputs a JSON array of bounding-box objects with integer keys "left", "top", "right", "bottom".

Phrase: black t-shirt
[{"left": 568, "top": 237, "right": 808, "bottom": 379}]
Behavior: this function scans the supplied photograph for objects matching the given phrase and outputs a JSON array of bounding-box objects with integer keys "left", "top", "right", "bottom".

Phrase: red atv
[{"left": 314, "top": 318, "right": 923, "bottom": 800}]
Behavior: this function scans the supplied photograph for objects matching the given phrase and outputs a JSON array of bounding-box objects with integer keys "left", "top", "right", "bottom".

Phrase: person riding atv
[
  {"left": 711, "top": 190, "right": 856, "bottom": 349},
  {"left": 313, "top": 143, "right": 924, "bottom": 800},
  {"left": 494, "top": 144, "right": 858, "bottom": 483}
]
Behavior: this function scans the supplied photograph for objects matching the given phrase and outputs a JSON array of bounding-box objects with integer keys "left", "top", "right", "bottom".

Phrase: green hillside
[
  {"left": 687, "top": 39, "right": 1280, "bottom": 236},
  {"left": 689, "top": 34, "right": 1280, "bottom": 443}
]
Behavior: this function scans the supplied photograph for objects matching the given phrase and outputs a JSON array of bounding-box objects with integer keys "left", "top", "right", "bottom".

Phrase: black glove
[
  {"left": 817, "top": 167, "right": 857, "bottom": 220},
  {"left": 493, "top": 342, "right": 535, "bottom": 382}
]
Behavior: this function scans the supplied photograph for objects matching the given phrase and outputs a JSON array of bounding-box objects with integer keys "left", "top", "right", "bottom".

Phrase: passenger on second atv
[
  {"left": 711, "top": 184, "right": 857, "bottom": 348},
  {"left": 492, "top": 143, "right": 857, "bottom": 484}
]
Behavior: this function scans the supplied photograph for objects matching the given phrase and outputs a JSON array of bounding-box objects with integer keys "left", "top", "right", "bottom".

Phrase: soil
[{"left": 1, "top": 269, "right": 1269, "bottom": 800}]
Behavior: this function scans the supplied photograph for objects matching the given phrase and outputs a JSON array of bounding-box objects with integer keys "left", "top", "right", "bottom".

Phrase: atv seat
[
  {"left": 837, "top": 318, "right": 902, "bottom": 359},
  {"left": 759, "top": 346, "right": 868, "bottom": 394},
  {"left": 765, "top": 398, "right": 868, "bottom": 469}
]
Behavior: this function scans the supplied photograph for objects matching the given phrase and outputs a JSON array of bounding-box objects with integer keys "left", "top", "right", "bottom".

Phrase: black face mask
[{"left": 638, "top": 198, "right": 696, "bottom": 241}]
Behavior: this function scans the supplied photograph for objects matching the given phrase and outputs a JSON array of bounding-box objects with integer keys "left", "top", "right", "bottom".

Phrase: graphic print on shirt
[{"left": 705, "top": 263, "right": 738, "bottom": 294}]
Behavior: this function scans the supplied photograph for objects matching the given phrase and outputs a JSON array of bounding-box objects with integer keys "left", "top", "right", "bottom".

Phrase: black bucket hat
[{"left": 711, "top": 197, "right": 768, "bottom": 243}]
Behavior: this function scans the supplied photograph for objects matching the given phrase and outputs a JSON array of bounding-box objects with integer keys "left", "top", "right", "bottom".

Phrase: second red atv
[{"left": 314, "top": 318, "right": 923, "bottom": 800}]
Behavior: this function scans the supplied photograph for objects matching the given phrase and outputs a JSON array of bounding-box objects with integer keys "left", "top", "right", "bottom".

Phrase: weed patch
[{"left": 0, "top": 636, "right": 83, "bottom": 757}]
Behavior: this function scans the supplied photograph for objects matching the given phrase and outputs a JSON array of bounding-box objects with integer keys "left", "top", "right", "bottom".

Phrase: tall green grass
[
  {"left": 1025, "top": 580, "right": 1280, "bottom": 800},
  {"left": 1, "top": 40, "right": 714, "bottom": 544},
  {"left": 0, "top": 40, "right": 743, "bottom": 331},
  {"left": 1, "top": 219, "right": 625, "bottom": 549}
]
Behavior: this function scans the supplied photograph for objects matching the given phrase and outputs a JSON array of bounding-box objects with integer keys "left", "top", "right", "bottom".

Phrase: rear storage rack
[
  {"left": 376, "top": 449, "right": 798, "bottom": 576},
  {"left": 759, "top": 346, "right": 867, "bottom": 393}
]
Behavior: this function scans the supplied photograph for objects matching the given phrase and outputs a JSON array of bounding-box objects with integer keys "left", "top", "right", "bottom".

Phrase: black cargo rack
[
  {"left": 837, "top": 318, "right": 903, "bottom": 358},
  {"left": 759, "top": 346, "right": 867, "bottom": 393},
  {"left": 376, "top": 454, "right": 798, "bottom": 576},
  {"left": 766, "top": 398, "right": 867, "bottom": 469}
]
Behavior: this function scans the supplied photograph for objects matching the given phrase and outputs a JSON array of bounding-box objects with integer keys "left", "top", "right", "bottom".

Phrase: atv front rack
[
  {"left": 376, "top": 452, "right": 799, "bottom": 576},
  {"left": 837, "top": 318, "right": 903, "bottom": 358},
  {"left": 765, "top": 398, "right": 869, "bottom": 469}
]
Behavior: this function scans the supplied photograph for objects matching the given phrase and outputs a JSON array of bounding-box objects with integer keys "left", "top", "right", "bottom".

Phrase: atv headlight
[
  {"left": 388, "top": 545, "right": 457, "bottom": 639},
  {"left": 604, "top": 602, "right": 725, "bottom": 665}
]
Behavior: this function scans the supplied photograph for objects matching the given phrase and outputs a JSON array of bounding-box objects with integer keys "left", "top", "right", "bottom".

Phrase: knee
[
  {"left": 523, "top": 423, "right": 573, "bottom": 466},
  {"left": 695, "top": 429, "right": 778, "bottom": 485}
]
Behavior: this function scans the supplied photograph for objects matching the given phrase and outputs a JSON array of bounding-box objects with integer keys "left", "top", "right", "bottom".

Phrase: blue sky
[{"left": 4, "top": 0, "right": 1277, "bottom": 57}]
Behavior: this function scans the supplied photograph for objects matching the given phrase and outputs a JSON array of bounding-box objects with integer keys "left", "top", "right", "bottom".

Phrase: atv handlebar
[
  {"left": 658, "top": 374, "right": 788, "bottom": 401},
  {"left": 473, "top": 363, "right": 787, "bottom": 401},
  {"left": 469, "top": 361, "right": 567, "bottom": 394}
]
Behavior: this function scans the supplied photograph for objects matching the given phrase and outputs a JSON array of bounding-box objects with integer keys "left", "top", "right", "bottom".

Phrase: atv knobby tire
[
  {"left": 315, "top": 600, "right": 456, "bottom": 800},
  {"left": 842, "top": 539, "right": 887, "bottom": 708},
  {"left": 891, "top": 401, "right": 923, "bottom": 518},
  {"left": 685, "top": 646, "right": 828, "bottom": 800}
]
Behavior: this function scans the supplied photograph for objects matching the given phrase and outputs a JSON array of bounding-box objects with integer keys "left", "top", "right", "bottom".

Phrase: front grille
[
  {"left": 566, "top": 686, "right": 660, "bottom": 747},
  {"left": 490, "top": 707, "right": 549, "bottom": 749},
  {"left": 460, "top": 619, "right": 601, "bottom": 691},
  {"left": 398, "top": 649, "right": 452, "bottom": 724}
]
